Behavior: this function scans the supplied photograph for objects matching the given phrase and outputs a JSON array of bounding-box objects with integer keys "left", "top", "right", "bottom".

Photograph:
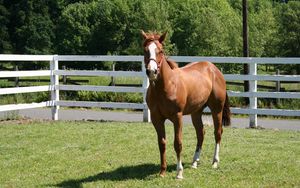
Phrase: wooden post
[
  {"left": 14, "top": 64, "right": 19, "bottom": 87},
  {"left": 142, "top": 61, "right": 150, "bottom": 122},
  {"left": 50, "top": 55, "right": 59, "bottom": 120},
  {"left": 249, "top": 62, "right": 257, "bottom": 128},
  {"left": 62, "top": 65, "right": 67, "bottom": 84},
  {"left": 243, "top": 0, "right": 249, "bottom": 105},
  {"left": 276, "top": 69, "right": 281, "bottom": 104},
  {"left": 110, "top": 62, "right": 115, "bottom": 86}
]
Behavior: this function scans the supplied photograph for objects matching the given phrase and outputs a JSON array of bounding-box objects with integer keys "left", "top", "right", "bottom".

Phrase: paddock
[
  {"left": 0, "top": 55, "right": 299, "bottom": 186},
  {"left": 0, "top": 120, "right": 299, "bottom": 187}
]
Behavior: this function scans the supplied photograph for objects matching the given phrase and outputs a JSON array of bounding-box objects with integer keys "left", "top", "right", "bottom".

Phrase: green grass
[{"left": 0, "top": 121, "right": 299, "bottom": 187}]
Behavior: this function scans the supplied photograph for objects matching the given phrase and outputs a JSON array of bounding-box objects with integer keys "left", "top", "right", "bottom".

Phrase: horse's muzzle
[{"left": 146, "top": 69, "right": 157, "bottom": 81}]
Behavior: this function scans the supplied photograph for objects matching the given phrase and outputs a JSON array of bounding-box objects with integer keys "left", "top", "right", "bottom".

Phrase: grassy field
[{"left": 0, "top": 120, "right": 299, "bottom": 187}]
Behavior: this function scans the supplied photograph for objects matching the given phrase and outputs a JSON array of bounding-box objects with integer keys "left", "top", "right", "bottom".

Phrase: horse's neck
[
  {"left": 160, "top": 57, "right": 174, "bottom": 83},
  {"left": 152, "top": 56, "right": 176, "bottom": 90}
]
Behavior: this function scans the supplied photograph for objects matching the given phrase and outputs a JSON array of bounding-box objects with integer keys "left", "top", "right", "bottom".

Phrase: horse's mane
[
  {"left": 143, "top": 32, "right": 161, "bottom": 47},
  {"left": 166, "top": 58, "right": 179, "bottom": 69},
  {"left": 145, "top": 31, "right": 161, "bottom": 40}
]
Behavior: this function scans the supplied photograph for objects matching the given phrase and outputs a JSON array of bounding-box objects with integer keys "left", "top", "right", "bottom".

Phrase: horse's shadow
[{"left": 53, "top": 163, "right": 177, "bottom": 188}]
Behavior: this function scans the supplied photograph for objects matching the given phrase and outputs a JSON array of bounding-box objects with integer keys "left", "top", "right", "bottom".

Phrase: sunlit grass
[{"left": 0, "top": 121, "right": 299, "bottom": 187}]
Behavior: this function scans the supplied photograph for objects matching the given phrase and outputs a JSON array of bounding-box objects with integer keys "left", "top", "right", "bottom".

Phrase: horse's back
[
  {"left": 180, "top": 61, "right": 221, "bottom": 85},
  {"left": 179, "top": 61, "right": 226, "bottom": 114},
  {"left": 181, "top": 61, "right": 225, "bottom": 87},
  {"left": 181, "top": 61, "right": 217, "bottom": 73}
]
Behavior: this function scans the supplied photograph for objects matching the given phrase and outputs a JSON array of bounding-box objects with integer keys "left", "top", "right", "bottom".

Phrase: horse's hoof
[
  {"left": 191, "top": 161, "right": 198, "bottom": 169},
  {"left": 176, "top": 170, "right": 183, "bottom": 179},
  {"left": 159, "top": 171, "right": 166, "bottom": 178},
  {"left": 212, "top": 162, "right": 218, "bottom": 169}
]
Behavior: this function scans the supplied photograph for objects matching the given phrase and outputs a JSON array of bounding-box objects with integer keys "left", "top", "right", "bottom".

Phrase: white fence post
[
  {"left": 50, "top": 55, "right": 59, "bottom": 120},
  {"left": 142, "top": 61, "right": 150, "bottom": 122},
  {"left": 249, "top": 62, "right": 257, "bottom": 127}
]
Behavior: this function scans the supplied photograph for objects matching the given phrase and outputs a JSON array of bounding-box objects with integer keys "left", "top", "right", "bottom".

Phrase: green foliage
[
  {"left": 77, "top": 91, "right": 143, "bottom": 104},
  {"left": 0, "top": 0, "right": 12, "bottom": 53},
  {"left": 0, "top": 121, "right": 299, "bottom": 187},
  {"left": 275, "top": 1, "right": 300, "bottom": 57},
  {"left": 57, "top": 1, "right": 94, "bottom": 55},
  {"left": 274, "top": 1, "right": 300, "bottom": 73},
  {"left": 4, "top": 0, "right": 54, "bottom": 54},
  {"left": 172, "top": 0, "right": 242, "bottom": 57},
  {"left": 247, "top": 0, "right": 278, "bottom": 57},
  {"left": 0, "top": 92, "right": 49, "bottom": 105}
]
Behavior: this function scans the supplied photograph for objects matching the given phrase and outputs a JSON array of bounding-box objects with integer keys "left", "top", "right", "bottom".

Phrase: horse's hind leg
[
  {"left": 191, "top": 110, "right": 205, "bottom": 168},
  {"left": 211, "top": 110, "right": 223, "bottom": 169}
]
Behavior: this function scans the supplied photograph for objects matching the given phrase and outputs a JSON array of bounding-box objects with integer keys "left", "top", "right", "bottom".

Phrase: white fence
[{"left": 0, "top": 54, "right": 299, "bottom": 127}]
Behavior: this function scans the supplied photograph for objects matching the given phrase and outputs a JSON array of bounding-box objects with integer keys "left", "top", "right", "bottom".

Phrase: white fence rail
[{"left": 0, "top": 55, "right": 300, "bottom": 127}]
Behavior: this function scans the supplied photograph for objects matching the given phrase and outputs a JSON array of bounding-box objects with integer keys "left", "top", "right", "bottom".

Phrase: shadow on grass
[{"left": 53, "top": 163, "right": 177, "bottom": 188}]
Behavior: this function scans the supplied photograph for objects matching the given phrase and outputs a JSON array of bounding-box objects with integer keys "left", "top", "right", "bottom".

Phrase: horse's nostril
[{"left": 154, "top": 69, "right": 157, "bottom": 74}]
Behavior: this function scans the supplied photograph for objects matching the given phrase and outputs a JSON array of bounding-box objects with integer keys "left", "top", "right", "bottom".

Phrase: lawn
[{"left": 0, "top": 120, "right": 299, "bottom": 187}]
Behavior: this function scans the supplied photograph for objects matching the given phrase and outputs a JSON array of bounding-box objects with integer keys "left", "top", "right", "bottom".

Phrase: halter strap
[{"left": 149, "top": 58, "right": 157, "bottom": 63}]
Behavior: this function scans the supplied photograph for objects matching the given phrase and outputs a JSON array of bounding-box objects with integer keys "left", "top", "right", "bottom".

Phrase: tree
[
  {"left": 3, "top": 0, "right": 55, "bottom": 70},
  {"left": 275, "top": 1, "right": 300, "bottom": 73},
  {"left": 5, "top": 0, "right": 54, "bottom": 55},
  {"left": 56, "top": 0, "right": 175, "bottom": 70},
  {"left": 247, "top": 0, "right": 277, "bottom": 57},
  {"left": 171, "top": 0, "right": 242, "bottom": 73},
  {"left": 56, "top": 1, "right": 94, "bottom": 55},
  {"left": 1, "top": 0, "right": 299, "bottom": 72},
  {"left": 171, "top": 0, "right": 242, "bottom": 56},
  {"left": 0, "top": 0, "right": 12, "bottom": 53},
  {"left": 276, "top": 1, "right": 300, "bottom": 57}
]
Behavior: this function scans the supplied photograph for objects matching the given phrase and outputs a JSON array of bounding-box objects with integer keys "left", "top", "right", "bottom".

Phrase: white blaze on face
[{"left": 148, "top": 42, "right": 158, "bottom": 71}]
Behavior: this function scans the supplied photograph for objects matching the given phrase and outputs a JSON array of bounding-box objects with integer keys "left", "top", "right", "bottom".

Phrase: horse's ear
[
  {"left": 159, "top": 31, "right": 167, "bottom": 43},
  {"left": 141, "top": 30, "right": 147, "bottom": 39}
]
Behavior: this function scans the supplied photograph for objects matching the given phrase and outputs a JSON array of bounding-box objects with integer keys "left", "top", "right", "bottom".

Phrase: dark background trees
[{"left": 0, "top": 0, "right": 299, "bottom": 72}]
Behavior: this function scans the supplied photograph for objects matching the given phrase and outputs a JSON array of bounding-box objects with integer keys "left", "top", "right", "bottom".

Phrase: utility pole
[{"left": 243, "top": 0, "right": 249, "bottom": 104}]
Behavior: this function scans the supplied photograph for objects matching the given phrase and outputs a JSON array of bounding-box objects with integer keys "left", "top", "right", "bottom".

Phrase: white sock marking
[
  {"left": 176, "top": 159, "right": 183, "bottom": 179},
  {"left": 177, "top": 159, "right": 183, "bottom": 171},
  {"left": 213, "top": 143, "right": 220, "bottom": 162},
  {"left": 192, "top": 150, "right": 201, "bottom": 168},
  {"left": 212, "top": 143, "right": 220, "bottom": 168}
]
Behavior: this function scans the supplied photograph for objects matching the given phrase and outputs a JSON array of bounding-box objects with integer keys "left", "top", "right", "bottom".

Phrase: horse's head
[{"left": 141, "top": 30, "right": 167, "bottom": 81}]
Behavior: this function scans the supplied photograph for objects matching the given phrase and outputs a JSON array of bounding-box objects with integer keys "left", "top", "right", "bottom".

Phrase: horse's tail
[{"left": 222, "top": 92, "right": 231, "bottom": 126}]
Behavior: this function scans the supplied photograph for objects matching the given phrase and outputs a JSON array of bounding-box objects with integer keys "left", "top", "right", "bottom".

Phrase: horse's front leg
[
  {"left": 152, "top": 117, "right": 167, "bottom": 177},
  {"left": 172, "top": 113, "right": 184, "bottom": 179},
  {"left": 212, "top": 110, "right": 223, "bottom": 169}
]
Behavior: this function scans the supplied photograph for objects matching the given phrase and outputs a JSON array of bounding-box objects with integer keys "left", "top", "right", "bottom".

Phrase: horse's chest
[{"left": 146, "top": 84, "right": 184, "bottom": 116}]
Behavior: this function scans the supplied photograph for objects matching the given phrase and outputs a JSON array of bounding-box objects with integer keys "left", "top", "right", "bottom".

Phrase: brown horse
[{"left": 141, "top": 31, "right": 231, "bottom": 179}]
